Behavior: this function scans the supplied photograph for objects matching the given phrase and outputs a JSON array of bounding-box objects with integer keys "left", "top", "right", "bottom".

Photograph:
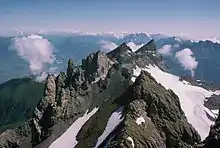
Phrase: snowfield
[
  {"left": 49, "top": 108, "right": 99, "bottom": 148},
  {"left": 95, "top": 106, "right": 124, "bottom": 148},
  {"left": 132, "top": 64, "right": 220, "bottom": 140}
]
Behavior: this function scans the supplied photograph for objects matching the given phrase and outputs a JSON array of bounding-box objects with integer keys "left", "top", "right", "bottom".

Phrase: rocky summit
[{"left": 0, "top": 40, "right": 219, "bottom": 148}]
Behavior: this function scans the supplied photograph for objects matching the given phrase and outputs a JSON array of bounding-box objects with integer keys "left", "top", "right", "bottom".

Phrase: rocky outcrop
[
  {"left": 29, "top": 51, "right": 116, "bottom": 146},
  {"left": 31, "top": 74, "right": 57, "bottom": 146},
  {"left": 82, "top": 50, "right": 113, "bottom": 83},
  {"left": 135, "top": 39, "right": 156, "bottom": 53},
  {"left": 106, "top": 71, "right": 201, "bottom": 147},
  {"left": 107, "top": 42, "right": 133, "bottom": 64},
  {"left": 0, "top": 42, "right": 125, "bottom": 147}
]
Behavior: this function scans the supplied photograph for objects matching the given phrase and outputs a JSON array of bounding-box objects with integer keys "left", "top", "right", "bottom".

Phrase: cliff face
[
  {"left": 76, "top": 71, "right": 201, "bottom": 148},
  {"left": 0, "top": 46, "right": 131, "bottom": 147},
  {"left": 31, "top": 51, "right": 116, "bottom": 147}
]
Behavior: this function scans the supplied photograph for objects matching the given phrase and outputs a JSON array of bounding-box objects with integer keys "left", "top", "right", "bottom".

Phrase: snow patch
[
  {"left": 131, "top": 66, "right": 142, "bottom": 82},
  {"left": 127, "top": 42, "right": 144, "bottom": 52},
  {"left": 144, "top": 65, "right": 218, "bottom": 140},
  {"left": 211, "top": 109, "right": 219, "bottom": 115},
  {"left": 214, "top": 90, "right": 220, "bottom": 95},
  {"left": 127, "top": 137, "right": 135, "bottom": 148},
  {"left": 95, "top": 106, "right": 124, "bottom": 148},
  {"left": 136, "top": 116, "right": 145, "bottom": 125},
  {"left": 174, "top": 37, "right": 181, "bottom": 42},
  {"left": 204, "top": 107, "right": 217, "bottom": 119},
  {"left": 49, "top": 108, "right": 98, "bottom": 148}
]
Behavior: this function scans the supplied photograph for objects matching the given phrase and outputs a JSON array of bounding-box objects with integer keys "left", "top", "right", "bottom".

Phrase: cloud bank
[
  {"left": 175, "top": 48, "right": 198, "bottom": 76},
  {"left": 158, "top": 45, "right": 172, "bottom": 56},
  {"left": 12, "top": 34, "right": 56, "bottom": 74}
]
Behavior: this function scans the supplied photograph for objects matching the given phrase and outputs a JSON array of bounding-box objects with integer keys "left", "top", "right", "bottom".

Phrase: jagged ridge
[{"left": 1, "top": 39, "right": 218, "bottom": 148}]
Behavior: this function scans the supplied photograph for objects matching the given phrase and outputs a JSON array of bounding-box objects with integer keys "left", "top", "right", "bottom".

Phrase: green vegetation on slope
[{"left": 0, "top": 78, "right": 45, "bottom": 133}]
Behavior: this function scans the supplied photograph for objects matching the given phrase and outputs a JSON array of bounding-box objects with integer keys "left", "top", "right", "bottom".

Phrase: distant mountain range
[{"left": 0, "top": 33, "right": 220, "bottom": 85}]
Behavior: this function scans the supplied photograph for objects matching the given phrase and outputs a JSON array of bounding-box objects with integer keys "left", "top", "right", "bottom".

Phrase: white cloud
[
  {"left": 158, "top": 45, "right": 172, "bottom": 56},
  {"left": 35, "top": 72, "right": 48, "bottom": 82},
  {"left": 175, "top": 48, "right": 198, "bottom": 76},
  {"left": 11, "top": 34, "right": 55, "bottom": 74},
  {"left": 99, "top": 40, "right": 118, "bottom": 52},
  {"left": 35, "top": 67, "right": 59, "bottom": 82},
  {"left": 127, "top": 42, "right": 144, "bottom": 52}
]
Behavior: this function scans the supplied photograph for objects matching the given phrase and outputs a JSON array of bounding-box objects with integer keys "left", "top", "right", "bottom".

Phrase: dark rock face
[
  {"left": 105, "top": 71, "right": 201, "bottom": 148},
  {"left": 107, "top": 42, "right": 133, "bottom": 64},
  {"left": 135, "top": 39, "right": 156, "bottom": 53},
  {"left": 82, "top": 50, "right": 113, "bottom": 83}
]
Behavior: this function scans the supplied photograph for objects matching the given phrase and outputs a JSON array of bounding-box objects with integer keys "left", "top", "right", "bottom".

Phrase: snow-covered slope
[
  {"left": 132, "top": 65, "right": 220, "bottom": 140},
  {"left": 95, "top": 106, "right": 124, "bottom": 148},
  {"left": 49, "top": 108, "right": 98, "bottom": 148}
]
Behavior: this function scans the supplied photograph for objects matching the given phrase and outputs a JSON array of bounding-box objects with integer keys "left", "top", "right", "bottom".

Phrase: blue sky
[{"left": 0, "top": 0, "right": 220, "bottom": 39}]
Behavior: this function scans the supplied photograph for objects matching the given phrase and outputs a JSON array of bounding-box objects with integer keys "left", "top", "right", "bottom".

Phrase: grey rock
[
  {"left": 107, "top": 42, "right": 133, "bottom": 64},
  {"left": 107, "top": 71, "right": 201, "bottom": 148},
  {"left": 82, "top": 50, "right": 114, "bottom": 83}
]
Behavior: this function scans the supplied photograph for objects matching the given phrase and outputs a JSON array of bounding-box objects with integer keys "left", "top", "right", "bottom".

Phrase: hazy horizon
[{"left": 1, "top": 0, "right": 220, "bottom": 39}]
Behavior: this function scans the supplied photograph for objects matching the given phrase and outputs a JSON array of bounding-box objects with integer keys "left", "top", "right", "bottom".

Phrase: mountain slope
[
  {"left": 76, "top": 70, "right": 201, "bottom": 148},
  {"left": 0, "top": 39, "right": 220, "bottom": 148},
  {"left": 0, "top": 78, "right": 44, "bottom": 133}
]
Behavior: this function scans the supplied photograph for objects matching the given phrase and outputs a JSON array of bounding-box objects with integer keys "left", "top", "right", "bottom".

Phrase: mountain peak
[
  {"left": 82, "top": 50, "right": 113, "bottom": 83},
  {"left": 135, "top": 39, "right": 156, "bottom": 53},
  {"left": 106, "top": 42, "right": 133, "bottom": 63},
  {"left": 116, "top": 42, "right": 132, "bottom": 52}
]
